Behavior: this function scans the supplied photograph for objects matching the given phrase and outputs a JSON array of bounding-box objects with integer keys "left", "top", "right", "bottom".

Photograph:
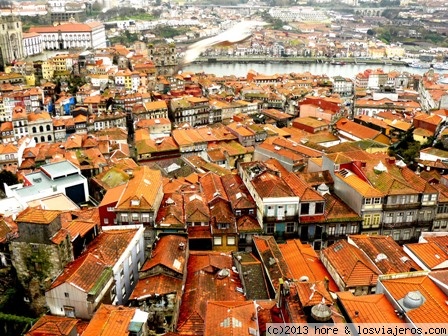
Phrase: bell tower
[{"left": 0, "top": 15, "right": 24, "bottom": 70}]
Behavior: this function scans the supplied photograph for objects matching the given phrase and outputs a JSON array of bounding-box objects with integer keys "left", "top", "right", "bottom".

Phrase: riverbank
[{"left": 193, "top": 56, "right": 408, "bottom": 66}]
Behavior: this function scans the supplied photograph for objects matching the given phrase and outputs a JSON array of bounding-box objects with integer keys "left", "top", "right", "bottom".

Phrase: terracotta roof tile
[
  {"left": 50, "top": 253, "right": 111, "bottom": 292},
  {"left": 380, "top": 274, "right": 448, "bottom": 323},
  {"left": 337, "top": 291, "right": 405, "bottom": 323},
  {"left": 130, "top": 274, "right": 182, "bottom": 300},
  {"left": 321, "top": 239, "right": 381, "bottom": 289},
  {"left": 16, "top": 207, "right": 60, "bottom": 224},
  {"left": 140, "top": 235, "right": 187, "bottom": 274},
  {"left": 204, "top": 301, "right": 258, "bottom": 336},
  {"left": 177, "top": 252, "right": 245, "bottom": 335},
  {"left": 26, "top": 315, "right": 79, "bottom": 336},
  {"left": 349, "top": 235, "right": 421, "bottom": 274},
  {"left": 82, "top": 304, "right": 137, "bottom": 336},
  {"left": 279, "top": 239, "right": 339, "bottom": 292},
  {"left": 405, "top": 242, "right": 448, "bottom": 270}
]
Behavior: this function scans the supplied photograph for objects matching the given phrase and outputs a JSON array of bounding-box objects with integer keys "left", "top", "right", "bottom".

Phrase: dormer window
[{"left": 131, "top": 199, "right": 140, "bottom": 206}]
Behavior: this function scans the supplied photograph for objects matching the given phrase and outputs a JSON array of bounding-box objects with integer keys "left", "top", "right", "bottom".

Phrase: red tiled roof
[
  {"left": 405, "top": 242, "right": 448, "bottom": 270},
  {"left": 26, "top": 315, "right": 79, "bottom": 336},
  {"left": 204, "top": 301, "right": 258, "bottom": 336},
  {"left": 279, "top": 239, "right": 339, "bottom": 292},
  {"left": 381, "top": 275, "right": 448, "bottom": 323},
  {"left": 321, "top": 239, "right": 381, "bottom": 289},
  {"left": 140, "top": 235, "right": 187, "bottom": 274},
  {"left": 337, "top": 291, "right": 405, "bottom": 323},
  {"left": 349, "top": 235, "right": 421, "bottom": 274},
  {"left": 82, "top": 304, "right": 137, "bottom": 336},
  {"left": 177, "top": 252, "right": 245, "bottom": 335},
  {"left": 50, "top": 253, "right": 110, "bottom": 292},
  {"left": 130, "top": 274, "right": 182, "bottom": 300}
]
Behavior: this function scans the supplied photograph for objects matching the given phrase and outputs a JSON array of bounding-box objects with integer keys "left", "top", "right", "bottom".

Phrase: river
[{"left": 184, "top": 62, "right": 448, "bottom": 78}]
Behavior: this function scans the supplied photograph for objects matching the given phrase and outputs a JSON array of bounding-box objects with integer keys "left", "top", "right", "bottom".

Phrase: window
[
  {"left": 132, "top": 213, "right": 139, "bottom": 221},
  {"left": 350, "top": 224, "right": 358, "bottom": 234},
  {"left": 110, "top": 285, "right": 116, "bottom": 300},
  {"left": 64, "top": 306, "right": 75, "bottom": 318},
  {"left": 393, "top": 231, "right": 400, "bottom": 241},
  {"left": 403, "top": 230, "right": 410, "bottom": 240},
  {"left": 340, "top": 224, "right": 347, "bottom": 235},
  {"left": 103, "top": 218, "right": 109, "bottom": 225},
  {"left": 374, "top": 198, "right": 381, "bottom": 204},
  {"left": 64, "top": 292, "right": 69, "bottom": 298},
  {"left": 364, "top": 198, "right": 372, "bottom": 205},
  {"left": 214, "top": 236, "right": 222, "bottom": 246},
  {"left": 441, "top": 220, "right": 448, "bottom": 229},
  {"left": 107, "top": 207, "right": 114, "bottom": 212},
  {"left": 385, "top": 213, "right": 394, "bottom": 224},
  {"left": 227, "top": 236, "right": 236, "bottom": 245},
  {"left": 406, "top": 211, "right": 413, "bottom": 222},
  {"left": 372, "top": 214, "right": 381, "bottom": 227},
  {"left": 130, "top": 272, "right": 134, "bottom": 286},
  {"left": 433, "top": 221, "right": 440, "bottom": 229},
  {"left": 131, "top": 199, "right": 140, "bottom": 206},
  {"left": 120, "top": 269, "right": 124, "bottom": 280},
  {"left": 315, "top": 202, "right": 324, "bottom": 214},
  {"left": 142, "top": 213, "right": 149, "bottom": 222},
  {"left": 430, "top": 194, "right": 437, "bottom": 201},
  {"left": 138, "top": 261, "right": 142, "bottom": 270},
  {"left": 301, "top": 203, "right": 310, "bottom": 215},
  {"left": 422, "top": 194, "right": 429, "bottom": 202},
  {"left": 267, "top": 206, "right": 274, "bottom": 216},
  {"left": 266, "top": 223, "right": 274, "bottom": 234},
  {"left": 121, "top": 286, "right": 126, "bottom": 299},
  {"left": 327, "top": 226, "right": 336, "bottom": 236},
  {"left": 235, "top": 210, "right": 241, "bottom": 216},
  {"left": 136, "top": 243, "right": 140, "bottom": 255},
  {"left": 121, "top": 214, "right": 128, "bottom": 222},
  {"left": 249, "top": 209, "right": 254, "bottom": 215},
  {"left": 363, "top": 214, "right": 371, "bottom": 227},
  {"left": 286, "top": 222, "right": 295, "bottom": 233},
  {"left": 128, "top": 255, "right": 132, "bottom": 267},
  {"left": 397, "top": 212, "right": 403, "bottom": 222}
]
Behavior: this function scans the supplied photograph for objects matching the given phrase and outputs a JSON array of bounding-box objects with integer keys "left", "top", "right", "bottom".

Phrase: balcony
[
  {"left": 263, "top": 215, "right": 297, "bottom": 223},
  {"left": 382, "top": 202, "right": 420, "bottom": 211},
  {"left": 382, "top": 219, "right": 432, "bottom": 229}
]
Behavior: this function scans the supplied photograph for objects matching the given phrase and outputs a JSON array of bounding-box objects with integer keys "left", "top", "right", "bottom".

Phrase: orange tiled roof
[
  {"left": 82, "top": 304, "right": 137, "bottom": 336},
  {"left": 405, "top": 242, "right": 448, "bottom": 270},
  {"left": 337, "top": 291, "right": 405, "bottom": 323},
  {"left": 26, "top": 315, "right": 79, "bottom": 336},
  {"left": 130, "top": 274, "right": 182, "bottom": 300},
  {"left": 349, "top": 235, "right": 421, "bottom": 274},
  {"left": 49, "top": 253, "right": 110, "bottom": 292},
  {"left": 204, "top": 301, "right": 257, "bottom": 336},
  {"left": 381, "top": 274, "right": 448, "bottom": 323},
  {"left": 279, "top": 239, "right": 339, "bottom": 292},
  {"left": 115, "top": 166, "right": 162, "bottom": 211},
  {"left": 177, "top": 251, "right": 245, "bottom": 335},
  {"left": 140, "top": 235, "right": 187, "bottom": 274},
  {"left": 321, "top": 239, "right": 381, "bottom": 289},
  {"left": 16, "top": 207, "right": 60, "bottom": 224}
]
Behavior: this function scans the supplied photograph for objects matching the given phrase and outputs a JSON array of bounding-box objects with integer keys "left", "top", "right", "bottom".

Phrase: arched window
[
  {"left": 34, "top": 137, "right": 38, "bottom": 143},
  {"left": 32, "top": 126, "right": 36, "bottom": 133},
  {"left": 47, "top": 134, "right": 52, "bottom": 141},
  {"left": 40, "top": 136, "right": 45, "bottom": 142},
  {"left": 46, "top": 125, "right": 51, "bottom": 131},
  {"left": 39, "top": 125, "right": 44, "bottom": 132}
]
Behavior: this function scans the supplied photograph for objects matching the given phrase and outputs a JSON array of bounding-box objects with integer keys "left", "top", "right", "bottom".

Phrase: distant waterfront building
[
  {"left": 47, "top": 0, "right": 87, "bottom": 23},
  {"left": 268, "top": 7, "right": 329, "bottom": 22},
  {"left": 29, "top": 21, "right": 106, "bottom": 51}
]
